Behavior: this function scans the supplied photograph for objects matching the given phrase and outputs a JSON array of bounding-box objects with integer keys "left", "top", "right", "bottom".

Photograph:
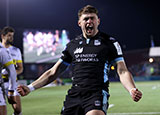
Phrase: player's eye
[
  {"left": 84, "top": 18, "right": 89, "bottom": 21},
  {"left": 90, "top": 17, "right": 94, "bottom": 20},
  {"left": 83, "top": 17, "right": 94, "bottom": 21}
]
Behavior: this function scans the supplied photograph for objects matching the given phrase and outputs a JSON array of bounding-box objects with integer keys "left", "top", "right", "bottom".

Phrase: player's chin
[{"left": 86, "top": 33, "right": 94, "bottom": 38}]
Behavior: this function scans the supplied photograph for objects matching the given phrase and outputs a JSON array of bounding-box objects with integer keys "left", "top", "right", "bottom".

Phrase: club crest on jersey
[
  {"left": 74, "top": 47, "right": 83, "bottom": 54},
  {"left": 94, "top": 40, "right": 101, "bottom": 46},
  {"left": 95, "top": 100, "right": 101, "bottom": 106}
]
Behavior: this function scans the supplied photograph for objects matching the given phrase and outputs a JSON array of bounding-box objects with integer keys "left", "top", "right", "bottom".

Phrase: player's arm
[
  {"left": 6, "top": 63, "right": 17, "bottom": 104},
  {"left": 16, "top": 48, "right": 23, "bottom": 75},
  {"left": 5, "top": 64, "right": 17, "bottom": 92},
  {"left": 31, "top": 59, "right": 67, "bottom": 89},
  {"left": 17, "top": 59, "right": 68, "bottom": 96},
  {"left": 2, "top": 50, "right": 17, "bottom": 92},
  {"left": 16, "top": 62, "right": 23, "bottom": 75},
  {"left": 2, "top": 50, "right": 17, "bottom": 104},
  {"left": 116, "top": 61, "right": 142, "bottom": 102}
]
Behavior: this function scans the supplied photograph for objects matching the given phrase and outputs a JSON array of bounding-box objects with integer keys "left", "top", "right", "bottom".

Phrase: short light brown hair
[{"left": 78, "top": 5, "right": 98, "bottom": 19}]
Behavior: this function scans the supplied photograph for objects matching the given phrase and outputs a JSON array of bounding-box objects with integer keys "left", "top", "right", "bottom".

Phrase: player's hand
[
  {"left": 130, "top": 88, "right": 142, "bottom": 102},
  {"left": 8, "top": 91, "right": 16, "bottom": 104},
  {"left": 17, "top": 85, "right": 30, "bottom": 96}
]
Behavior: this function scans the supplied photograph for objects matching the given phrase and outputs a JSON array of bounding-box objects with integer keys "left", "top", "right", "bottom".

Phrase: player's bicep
[
  {"left": 16, "top": 62, "right": 23, "bottom": 68},
  {"left": 16, "top": 62, "right": 23, "bottom": 74},
  {"left": 117, "top": 61, "right": 128, "bottom": 75}
]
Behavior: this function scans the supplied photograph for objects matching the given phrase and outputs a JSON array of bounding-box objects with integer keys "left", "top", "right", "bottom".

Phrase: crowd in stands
[
  {"left": 20, "top": 57, "right": 160, "bottom": 82},
  {"left": 129, "top": 58, "right": 160, "bottom": 77}
]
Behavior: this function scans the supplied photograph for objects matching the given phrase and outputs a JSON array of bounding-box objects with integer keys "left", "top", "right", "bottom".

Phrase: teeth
[
  {"left": 86, "top": 24, "right": 93, "bottom": 28},
  {"left": 86, "top": 25, "right": 93, "bottom": 28},
  {"left": 88, "top": 25, "right": 93, "bottom": 27},
  {"left": 86, "top": 24, "right": 93, "bottom": 33}
]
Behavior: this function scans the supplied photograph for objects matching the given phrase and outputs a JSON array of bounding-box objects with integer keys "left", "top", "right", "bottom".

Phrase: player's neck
[
  {"left": 83, "top": 30, "right": 99, "bottom": 39},
  {"left": 2, "top": 41, "right": 10, "bottom": 48}
]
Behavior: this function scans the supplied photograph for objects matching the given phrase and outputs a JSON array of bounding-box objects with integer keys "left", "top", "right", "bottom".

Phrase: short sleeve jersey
[
  {"left": 2, "top": 45, "right": 22, "bottom": 76},
  {"left": 61, "top": 32, "right": 124, "bottom": 91},
  {"left": 7, "top": 46, "right": 22, "bottom": 65}
]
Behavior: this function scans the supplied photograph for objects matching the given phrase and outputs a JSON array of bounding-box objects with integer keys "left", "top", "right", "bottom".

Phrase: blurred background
[{"left": 0, "top": 0, "right": 160, "bottom": 83}]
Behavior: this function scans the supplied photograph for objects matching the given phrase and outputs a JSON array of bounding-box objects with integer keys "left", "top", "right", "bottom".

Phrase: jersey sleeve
[
  {"left": 16, "top": 48, "right": 23, "bottom": 63},
  {"left": 60, "top": 43, "right": 72, "bottom": 65},
  {"left": 108, "top": 37, "right": 124, "bottom": 64}
]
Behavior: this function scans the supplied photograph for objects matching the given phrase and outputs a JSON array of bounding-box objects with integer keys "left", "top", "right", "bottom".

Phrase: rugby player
[
  {"left": 1, "top": 26, "right": 23, "bottom": 115},
  {"left": 17, "top": 5, "right": 142, "bottom": 115},
  {"left": 0, "top": 42, "right": 17, "bottom": 115}
]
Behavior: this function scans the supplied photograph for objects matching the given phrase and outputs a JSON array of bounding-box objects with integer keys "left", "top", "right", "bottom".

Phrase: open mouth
[{"left": 86, "top": 25, "right": 94, "bottom": 33}]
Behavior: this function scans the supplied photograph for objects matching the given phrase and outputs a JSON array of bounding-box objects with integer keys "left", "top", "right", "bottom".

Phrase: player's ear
[
  {"left": 98, "top": 18, "right": 100, "bottom": 25},
  {"left": 78, "top": 20, "right": 81, "bottom": 27}
]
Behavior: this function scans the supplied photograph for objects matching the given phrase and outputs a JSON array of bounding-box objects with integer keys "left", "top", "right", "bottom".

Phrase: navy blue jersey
[{"left": 61, "top": 32, "right": 124, "bottom": 91}]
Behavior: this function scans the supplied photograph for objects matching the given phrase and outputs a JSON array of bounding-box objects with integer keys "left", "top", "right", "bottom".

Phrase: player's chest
[
  {"left": 70, "top": 39, "right": 109, "bottom": 62},
  {"left": 7, "top": 49, "right": 17, "bottom": 59}
]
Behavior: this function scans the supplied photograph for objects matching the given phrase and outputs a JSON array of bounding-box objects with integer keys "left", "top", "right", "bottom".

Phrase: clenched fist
[
  {"left": 130, "top": 88, "right": 142, "bottom": 102},
  {"left": 17, "top": 85, "right": 30, "bottom": 96}
]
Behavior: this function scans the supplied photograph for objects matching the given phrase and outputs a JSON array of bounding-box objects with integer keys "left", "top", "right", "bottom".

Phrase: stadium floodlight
[
  {"left": 149, "top": 47, "right": 160, "bottom": 57},
  {"left": 149, "top": 58, "right": 154, "bottom": 63}
]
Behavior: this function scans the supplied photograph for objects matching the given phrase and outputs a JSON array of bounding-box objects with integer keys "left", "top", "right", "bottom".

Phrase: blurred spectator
[{"left": 129, "top": 58, "right": 160, "bottom": 77}]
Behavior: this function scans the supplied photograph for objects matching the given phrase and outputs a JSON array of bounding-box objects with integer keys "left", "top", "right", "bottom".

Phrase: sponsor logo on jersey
[
  {"left": 74, "top": 47, "right": 83, "bottom": 54},
  {"left": 113, "top": 42, "right": 122, "bottom": 55},
  {"left": 94, "top": 40, "right": 101, "bottom": 46}
]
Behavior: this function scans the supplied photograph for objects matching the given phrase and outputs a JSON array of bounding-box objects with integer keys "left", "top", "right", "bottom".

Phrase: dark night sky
[{"left": 0, "top": 0, "right": 160, "bottom": 51}]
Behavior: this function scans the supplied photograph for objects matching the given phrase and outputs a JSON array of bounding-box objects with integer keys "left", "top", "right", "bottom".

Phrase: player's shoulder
[
  {"left": 9, "top": 45, "right": 20, "bottom": 52},
  {"left": 0, "top": 45, "right": 6, "bottom": 52},
  {"left": 0, "top": 44, "right": 6, "bottom": 54},
  {"left": 73, "top": 34, "right": 83, "bottom": 42},
  {"left": 99, "top": 32, "right": 117, "bottom": 43},
  {"left": 0, "top": 47, "right": 9, "bottom": 57},
  {"left": 0, "top": 45, "right": 3, "bottom": 50},
  {"left": 68, "top": 34, "right": 83, "bottom": 45},
  {"left": 75, "top": 34, "right": 83, "bottom": 41},
  {"left": 0, "top": 47, "right": 5, "bottom": 53},
  {"left": 0, "top": 43, "right": 4, "bottom": 49}
]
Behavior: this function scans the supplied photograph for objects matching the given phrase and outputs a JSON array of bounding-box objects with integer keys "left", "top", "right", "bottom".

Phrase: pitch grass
[{"left": 7, "top": 81, "right": 160, "bottom": 115}]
